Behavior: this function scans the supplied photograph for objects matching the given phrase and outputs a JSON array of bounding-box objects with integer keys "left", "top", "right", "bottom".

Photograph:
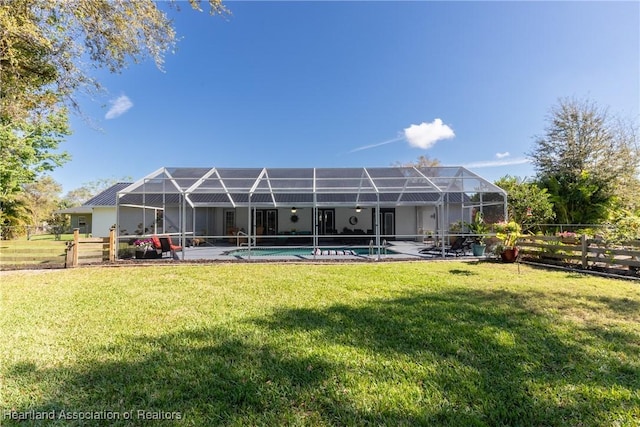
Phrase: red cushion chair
[
  {"left": 152, "top": 235, "right": 182, "bottom": 259},
  {"left": 151, "top": 235, "right": 162, "bottom": 251},
  {"left": 159, "top": 236, "right": 182, "bottom": 259}
]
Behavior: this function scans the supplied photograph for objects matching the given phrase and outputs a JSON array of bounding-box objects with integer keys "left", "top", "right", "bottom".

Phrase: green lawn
[
  {"left": 8, "top": 233, "right": 76, "bottom": 242},
  {"left": 0, "top": 240, "right": 68, "bottom": 267},
  {"left": 1, "top": 262, "right": 639, "bottom": 426}
]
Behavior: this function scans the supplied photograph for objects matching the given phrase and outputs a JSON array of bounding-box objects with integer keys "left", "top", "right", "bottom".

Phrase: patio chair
[
  {"left": 150, "top": 235, "right": 164, "bottom": 256},
  {"left": 419, "top": 242, "right": 441, "bottom": 254},
  {"left": 419, "top": 236, "right": 471, "bottom": 257},
  {"left": 152, "top": 235, "right": 182, "bottom": 259},
  {"left": 446, "top": 236, "right": 473, "bottom": 257}
]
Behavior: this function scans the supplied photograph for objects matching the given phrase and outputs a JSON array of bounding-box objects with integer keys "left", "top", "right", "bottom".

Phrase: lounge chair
[
  {"left": 446, "top": 236, "right": 473, "bottom": 257},
  {"left": 150, "top": 236, "right": 163, "bottom": 257},
  {"left": 152, "top": 235, "right": 183, "bottom": 259},
  {"left": 419, "top": 236, "right": 472, "bottom": 257},
  {"left": 419, "top": 243, "right": 440, "bottom": 254}
]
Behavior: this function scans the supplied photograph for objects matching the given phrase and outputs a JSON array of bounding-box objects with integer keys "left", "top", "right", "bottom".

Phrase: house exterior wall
[
  {"left": 69, "top": 214, "right": 92, "bottom": 235},
  {"left": 417, "top": 206, "right": 438, "bottom": 234},
  {"left": 188, "top": 207, "right": 214, "bottom": 237},
  {"left": 395, "top": 206, "right": 417, "bottom": 239},
  {"left": 280, "top": 208, "right": 312, "bottom": 233},
  {"left": 115, "top": 202, "right": 478, "bottom": 242},
  {"left": 197, "top": 207, "right": 425, "bottom": 237},
  {"left": 334, "top": 208, "right": 371, "bottom": 233},
  {"left": 235, "top": 208, "right": 249, "bottom": 234},
  {"left": 163, "top": 207, "right": 179, "bottom": 234},
  {"left": 92, "top": 207, "right": 116, "bottom": 237},
  {"left": 216, "top": 209, "right": 226, "bottom": 236}
]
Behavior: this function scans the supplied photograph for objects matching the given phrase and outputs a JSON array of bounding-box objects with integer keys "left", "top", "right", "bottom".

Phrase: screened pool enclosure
[{"left": 116, "top": 166, "right": 507, "bottom": 259}]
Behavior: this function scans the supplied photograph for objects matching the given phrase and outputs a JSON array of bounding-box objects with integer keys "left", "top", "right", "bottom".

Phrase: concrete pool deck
[{"left": 175, "top": 241, "right": 481, "bottom": 262}]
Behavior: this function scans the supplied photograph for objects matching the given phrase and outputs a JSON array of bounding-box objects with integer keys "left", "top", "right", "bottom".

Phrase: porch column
[
  {"left": 162, "top": 181, "right": 166, "bottom": 234},
  {"left": 115, "top": 193, "right": 120, "bottom": 259},
  {"left": 192, "top": 205, "right": 196, "bottom": 242},
  {"left": 440, "top": 200, "right": 449, "bottom": 258},
  {"left": 247, "top": 194, "right": 252, "bottom": 259},
  {"left": 376, "top": 193, "right": 381, "bottom": 261},
  {"left": 253, "top": 204, "right": 257, "bottom": 248},
  {"left": 142, "top": 183, "right": 146, "bottom": 237},
  {"left": 181, "top": 193, "right": 186, "bottom": 260},
  {"left": 313, "top": 193, "right": 318, "bottom": 259}
]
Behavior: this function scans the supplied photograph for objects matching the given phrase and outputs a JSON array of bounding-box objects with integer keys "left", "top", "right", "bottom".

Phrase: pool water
[{"left": 224, "top": 247, "right": 397, "bottom": 257}]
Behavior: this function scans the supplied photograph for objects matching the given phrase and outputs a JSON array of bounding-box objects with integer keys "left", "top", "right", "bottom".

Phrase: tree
[
  {"left": 21, "top": 175, "right": 62, "bottom": 227},
  {"left": 0, "top": 197, "right": 30, "bottom": 239},
  {"left": 529, "top": 98, "right": 640, "bottom": 224},
  {"left": 0, "top": 0, "right": 226, "bottom": 224},
  {"left": 1, "top": 0, "right": 226, "bottom": 123},
  {"left": 494, "top": 176, "right": 555, "bottom": 226},
  {"left": 0, "top": 176, "right": 70, "bottom": 238},
  {"left": 393, "top": 155, "right": 441, "bottom": 168},
  {"left": 0, "top": 109, "right": 71, "bottom": 202}
]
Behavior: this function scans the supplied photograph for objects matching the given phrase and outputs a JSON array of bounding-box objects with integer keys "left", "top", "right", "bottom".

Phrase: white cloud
[
  {"left": 403, "top": 119, "right": 455, "bottom": 149},
  {"left": 348, "top": 118, "right": 454, "bottom": 153},
  {"left": 105, "top": 95, "right": 133, "bottom": 119},
  {"left": 462, "top": 157, "right": 531, "bottom": 168},
  {"left": 496, "top": 151, "right": 510, "bottom": 159}
]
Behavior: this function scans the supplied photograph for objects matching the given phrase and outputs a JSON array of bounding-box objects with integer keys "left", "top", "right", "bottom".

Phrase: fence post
[
  {"left": 65, "top": 242, "right": 72, "bottom": 268},
  {"left": 72, "top": 228, "right": 79, "bottom": 267},
  {"left": 109, "top": 228, "right": 116, "bottom": 262},
  {"left": 581, "top": 234, "right": 587, "bottom": 269}
]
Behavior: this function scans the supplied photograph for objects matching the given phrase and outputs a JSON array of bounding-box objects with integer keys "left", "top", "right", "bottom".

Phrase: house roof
[
  {"left": 118, "top": 167, "right": 506, "bottom": 209},
  {"left": 84, "top": 182, "right": 132, "bottom": 206},
  {"left": 56, "top": 182, "right": 133, "bottom": 214}
]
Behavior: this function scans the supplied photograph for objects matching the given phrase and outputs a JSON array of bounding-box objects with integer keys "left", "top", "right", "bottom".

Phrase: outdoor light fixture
[
  {"left": 291, "top": 207, "right": 297, "bottom": 213},
  {"left": 355, "top": 206, "right": 362, "bottom": 213}
]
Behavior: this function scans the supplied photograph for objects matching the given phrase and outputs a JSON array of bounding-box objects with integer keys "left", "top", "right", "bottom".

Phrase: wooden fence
[
  {"left": 65, "top": 229, "right": 116, "bottom": 267},
  {"left": 1, "top": 229, "right": 115, "bottom": 270},
  {"left": 0, "top": 240, "right": 68, "bottom": 268},
  {"left": 518, "top": 235, "right": 640, "bottom": 277}
]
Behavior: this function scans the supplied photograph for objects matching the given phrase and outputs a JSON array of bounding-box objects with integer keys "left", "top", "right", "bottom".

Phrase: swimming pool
[{"left": 224, "top": 247, "right": 398, "bottom": 257}]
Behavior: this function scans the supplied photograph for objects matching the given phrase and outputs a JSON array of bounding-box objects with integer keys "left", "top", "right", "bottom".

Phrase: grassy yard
[
  {"left": 4, "top": 233, "right": 76, "bottom": 242},
  {"left": 0, "top": 240, "right": 68, "bottom": 267},
  {"left": 1, "top": 262, "right": 639, "bottom": 426}
]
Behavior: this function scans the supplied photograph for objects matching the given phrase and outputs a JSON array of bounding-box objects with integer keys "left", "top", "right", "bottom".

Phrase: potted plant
[
  {"left": 466, "top": 212, "right": 489, "bottom": 256},
  {"left": 133, "top": 238, "right": 158, "bottom": 259},
  {"left": 494, "top": 220, "right": 522, "bottom": 262}
]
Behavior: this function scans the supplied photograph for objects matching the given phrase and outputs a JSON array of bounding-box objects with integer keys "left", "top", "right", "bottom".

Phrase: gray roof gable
[{"left": 84, "top": 183, "right": 132, "bottom": 206}]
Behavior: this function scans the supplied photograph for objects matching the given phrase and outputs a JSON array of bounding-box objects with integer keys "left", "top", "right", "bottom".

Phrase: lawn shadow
[
  {"left": 4, "top": 289, "right": 639, "bottom": 426},
  {"left": 257, "top": 288, "right": 640, "bottom": 426},
  {"left": 547, "top": 290, "right": 640, "bottom": 319},
  {"left": 4, "top": 328, "right": 337, "bottom": 426},
  {"left": 565, "top": 272, "right": 588, "bottom": 279},
  {"left": 448, "top": 268, "right": 478, "bottom": 276},
  {"left": 589, "top": 295, "right": 640, "bottom": 315}
]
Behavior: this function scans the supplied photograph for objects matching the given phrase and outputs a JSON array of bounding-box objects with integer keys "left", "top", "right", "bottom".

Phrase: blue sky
[{"left": 52, "top": 1, "right": 639, "bottom": 193}]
